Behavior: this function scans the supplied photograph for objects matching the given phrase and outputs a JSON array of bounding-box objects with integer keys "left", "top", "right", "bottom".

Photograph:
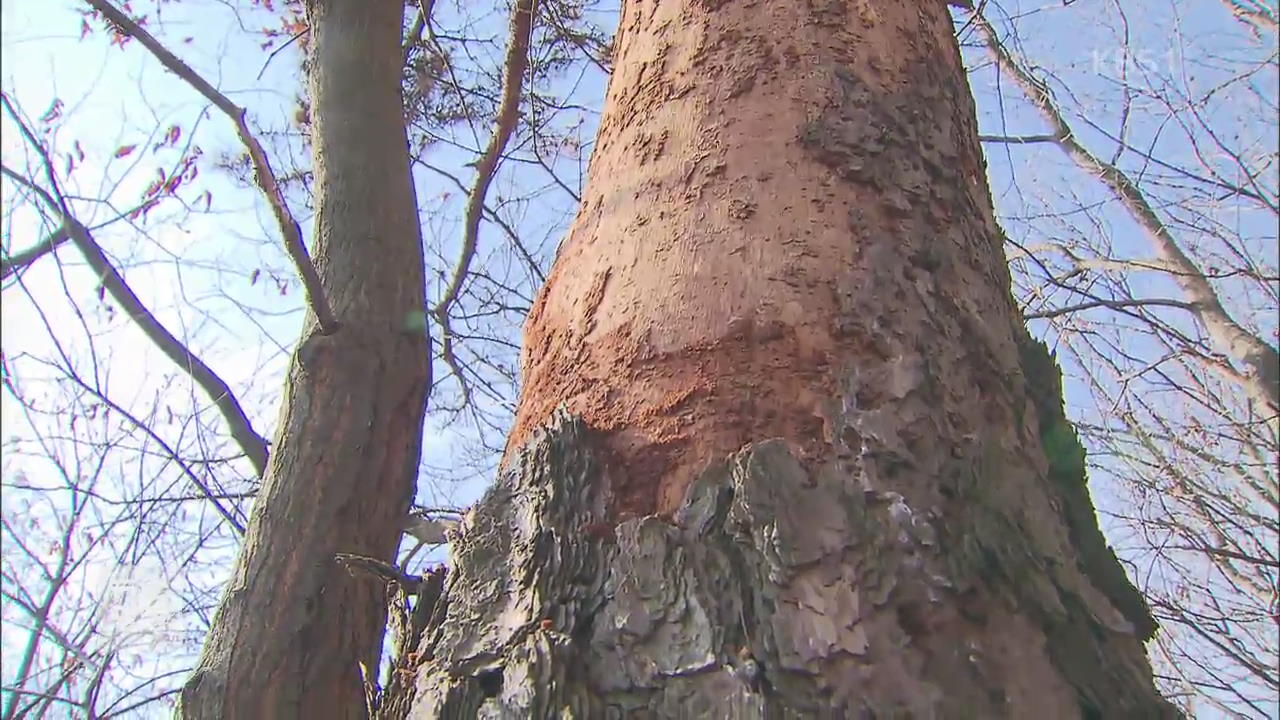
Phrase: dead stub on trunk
[{"left": 378, "top": 410, "right": 1175, "bottom": 719}]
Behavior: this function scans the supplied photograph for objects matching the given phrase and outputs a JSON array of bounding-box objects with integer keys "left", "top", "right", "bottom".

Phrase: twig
[
  {"left": 979, "top": 132, "right": 1062, "bottom": 144},
  {"left": 256, "top": 28, "right": 308, "bottom": 82},
  {"left": 1024, "top": 297, "right": 1196, "bottom": 320},
  {"left": 47, "top": 357, "right": 249, "bottom": 533},
  {"left": 335, "top": 553, "right": 423, "bottom": 594}
]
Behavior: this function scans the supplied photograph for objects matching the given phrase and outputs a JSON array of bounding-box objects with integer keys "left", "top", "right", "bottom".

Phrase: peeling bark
[
  {"left": 391, "top": 0, "right": 1174, "bottom": 717},
  {"left": 398, "top": 413, "right": 1173, "bottom": 717}
]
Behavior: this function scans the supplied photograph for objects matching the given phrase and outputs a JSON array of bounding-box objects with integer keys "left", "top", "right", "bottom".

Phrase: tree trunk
[
  {"left": 393, "top": 0, "right": 1175, "bottom": 717},
  {"left": 179, "top": 2, "right": 430, "bottom": 717}
]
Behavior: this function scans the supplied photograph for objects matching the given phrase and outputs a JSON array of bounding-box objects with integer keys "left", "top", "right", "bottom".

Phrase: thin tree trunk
[
  {"left": 179, "top": 2, "right": 430, "bottom": 717},
  {"left": 387, "top": 0, "right": 1176, "bottom": 717}
]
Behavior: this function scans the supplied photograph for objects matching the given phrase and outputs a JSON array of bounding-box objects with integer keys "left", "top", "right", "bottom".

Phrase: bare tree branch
[
  {"left": 84, "top": 0, "right": 340, "bottom": 335},
  {"left": 975, "top": 12, "right": 1280, "bottom": 417},
  {"left": 433, "top": 0, "right": 536, "bottom": 321},
  {"left": 979, "top": 133, "right": 1062, "bottom": 144},
  {"left": 431, "top": 0, "right": 537, "bottom": 409},
  {"left": 1024, "top": 297, "right": 1197, "bottom": 319},
  {"left": 0, "top": 95, "right": 269, "bottom": 477},
  {"left": 1, "top": 225, "right": 72, "bottom": 281}
]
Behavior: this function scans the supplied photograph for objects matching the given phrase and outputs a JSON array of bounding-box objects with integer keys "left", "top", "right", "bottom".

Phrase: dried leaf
[{"left": 39, "top": 99, "right": 63, "bottom": 124}]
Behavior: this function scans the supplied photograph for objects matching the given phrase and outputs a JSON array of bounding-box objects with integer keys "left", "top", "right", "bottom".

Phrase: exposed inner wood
[
  {"left": 397, "top": 1, "right": 1175, "bottom": 716},
  {"left": 507, "top": 0, "right": 1014, "bottom": 518}
]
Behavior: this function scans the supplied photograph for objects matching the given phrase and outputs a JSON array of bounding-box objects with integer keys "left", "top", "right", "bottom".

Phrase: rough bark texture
[
  {"left": 502, "top": 0, "right": 1062, "bottom": 519},
  {"left": 400, "top": 411, "right": 1171, "bottom": 718},
  {"left": 179, "top": 2, "right": 429, "bottom": 717},
  {"left": 394, "top": 0, "right": 1175, "bottom": 717}
]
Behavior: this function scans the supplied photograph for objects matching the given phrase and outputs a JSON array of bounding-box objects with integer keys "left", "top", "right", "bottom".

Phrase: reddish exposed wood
[{"left": 507, "top": 0, "right": 1005, "bottom": 517}]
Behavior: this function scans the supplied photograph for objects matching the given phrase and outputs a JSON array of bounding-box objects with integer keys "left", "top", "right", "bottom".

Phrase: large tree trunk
[
  {"left": 179, "top": 2, "right": 430, "bottom": 717},
  {"left": 390, "top": 0, "right": 1175, "bottom": 717}
]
